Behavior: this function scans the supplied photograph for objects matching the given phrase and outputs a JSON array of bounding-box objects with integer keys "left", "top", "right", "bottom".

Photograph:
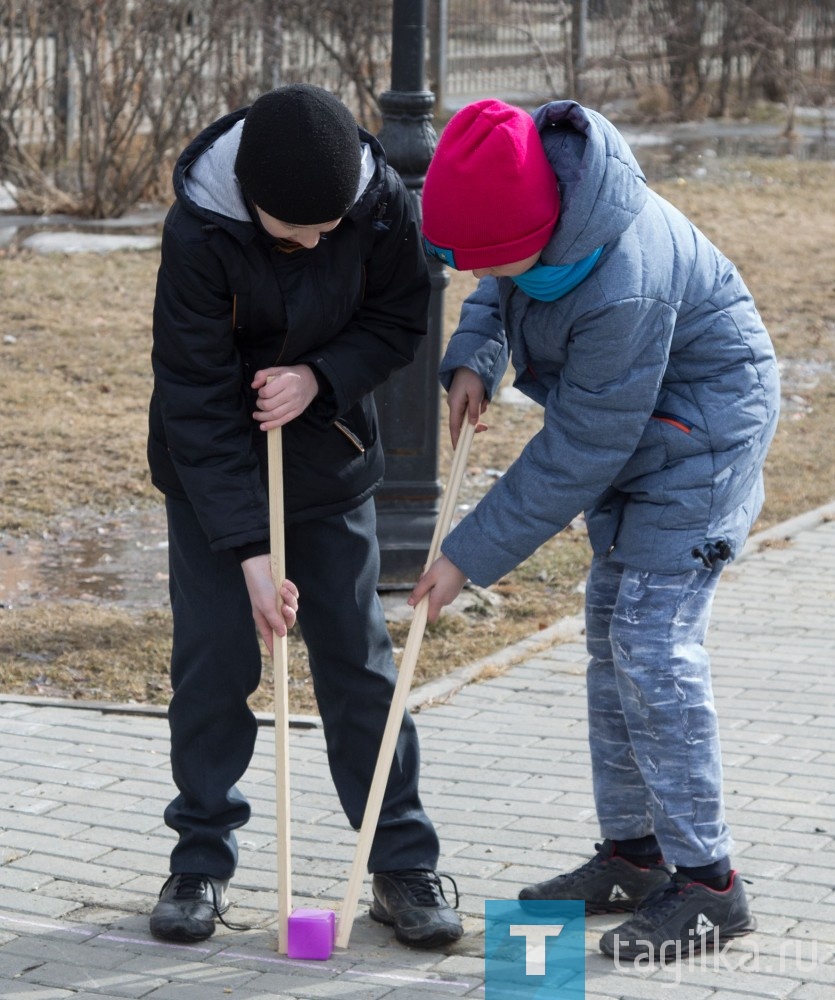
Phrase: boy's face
[
  {"left": 471, "top": 250, "right": 542, "bottom": 280},
  {"left": 255, "top": 206, "right": 342, "bottom": 249}
]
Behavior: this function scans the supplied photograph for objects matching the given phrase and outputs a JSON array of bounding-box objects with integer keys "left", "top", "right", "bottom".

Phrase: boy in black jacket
[{"left": 147, "top": 84, "right": 462, "bottom": 949}]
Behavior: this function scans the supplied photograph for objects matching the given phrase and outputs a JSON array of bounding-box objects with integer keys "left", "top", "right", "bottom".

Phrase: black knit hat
[{"left": 234, "top": 84, "right": 362, "bottom": 226}]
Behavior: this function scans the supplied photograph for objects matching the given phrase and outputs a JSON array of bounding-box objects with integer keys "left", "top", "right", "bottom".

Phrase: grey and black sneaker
[
  {"left": 370, "top": 869, "right": 463, "bottom": 949},
  {"left": 599, "top": 870, "right": 757, "bottom": 961},
  {"left": 519, "top": 840, "right": 673, "bottom": 915},
  {"left": 149, "top": 873, "right": 232, "bottom": 942}
]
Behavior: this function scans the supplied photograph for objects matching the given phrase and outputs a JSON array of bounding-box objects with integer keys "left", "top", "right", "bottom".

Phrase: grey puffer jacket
[{"left": 439, "top": 100, "right": 780, "bottom": 586}]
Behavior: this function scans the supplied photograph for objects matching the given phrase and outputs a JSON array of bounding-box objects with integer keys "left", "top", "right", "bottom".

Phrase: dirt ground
[{"left": 1, "top": 155, "right": 834, "bottom": 715}]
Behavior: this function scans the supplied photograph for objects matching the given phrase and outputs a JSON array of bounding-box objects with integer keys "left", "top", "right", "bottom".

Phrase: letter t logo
[{"left": 509, "top": 924, "right": 565, "bottom": 975}]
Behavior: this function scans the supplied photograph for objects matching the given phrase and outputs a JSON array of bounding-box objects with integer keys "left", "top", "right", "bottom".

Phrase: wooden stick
[
  {"left": 268, "top": 424, "right": 293, "bottom": 955},
  {"left": 335, "top": 420, "right": 477, "bottom": 949}
]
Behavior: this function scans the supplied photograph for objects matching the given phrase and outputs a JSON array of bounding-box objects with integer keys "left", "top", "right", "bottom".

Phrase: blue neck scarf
[{"left": 511, "top": 245, "right": 604, "bottom": 301}]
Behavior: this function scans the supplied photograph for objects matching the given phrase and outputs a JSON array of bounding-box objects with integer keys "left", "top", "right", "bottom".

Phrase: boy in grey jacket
[{"left": 415, "top": 97, "right": 779, "bottom": 959}]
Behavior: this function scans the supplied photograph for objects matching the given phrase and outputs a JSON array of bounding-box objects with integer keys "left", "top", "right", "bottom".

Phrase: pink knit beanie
[{"left": 422, "top": 99, "right": 560, "bottom": 271}]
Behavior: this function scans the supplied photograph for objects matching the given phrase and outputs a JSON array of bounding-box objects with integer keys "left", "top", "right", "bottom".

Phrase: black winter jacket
[{"left": 148, "top": 109, "right": 429, "bottom": 556}]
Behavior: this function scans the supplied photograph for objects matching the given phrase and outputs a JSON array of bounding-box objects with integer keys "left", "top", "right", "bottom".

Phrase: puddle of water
[
  {"left": 780, "top": 356, "right": 834, "bottom": 390},
  {"left": 0, "top": 507, "right": 169, "bottom": 610},
  {"left": 778, "top": 357, "right": 834, "bottom": 419},
  {"left": 621, "top": 121, "right": 835, "bottom": 181}
]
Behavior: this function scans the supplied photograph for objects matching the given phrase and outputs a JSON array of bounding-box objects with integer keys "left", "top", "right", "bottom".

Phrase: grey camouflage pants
[{"left": 585, "top": 554, "right": 733, "bottom": 868}]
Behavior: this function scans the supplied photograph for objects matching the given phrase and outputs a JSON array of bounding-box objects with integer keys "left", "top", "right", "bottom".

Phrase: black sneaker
[
  {"left": 370, "top": 869, "right": 463, "bottom": 949},
  {"left": 519, "top": 840, "right": 673, "bottom": 915},
  {"left": 149, "top": 873, "right": 232, "bottom": 942},
  {"left": 599, "top": 870, "right": 757, "bottom": 960}
]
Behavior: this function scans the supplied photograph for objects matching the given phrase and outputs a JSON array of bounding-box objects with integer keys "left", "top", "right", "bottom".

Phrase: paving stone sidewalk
[{"left": 1, "top": 502, "right": 834, "bottom": 1000}]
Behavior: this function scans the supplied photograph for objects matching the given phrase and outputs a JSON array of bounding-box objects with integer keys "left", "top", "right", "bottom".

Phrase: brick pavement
[{"left": 1, "top": 501, "right": 834, "bottom": 999}]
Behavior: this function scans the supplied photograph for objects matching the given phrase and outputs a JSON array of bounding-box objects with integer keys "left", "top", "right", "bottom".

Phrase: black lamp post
[{"left": 374, "top": 0, "right": 447, "bottom": 585}]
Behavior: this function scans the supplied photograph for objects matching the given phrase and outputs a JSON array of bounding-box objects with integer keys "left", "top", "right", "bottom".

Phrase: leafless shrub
[
  {"left": 641, "top": 0, "right": 834, "bottom": 122},
  {"left": 1, "top": 1, "right": 832, "bottom": 215},
  {"left": 0, "top": 0, "right": 392, "bottom": 217},
  {"left": 277, "top": 0, "right": 392, "bottom": 129}
]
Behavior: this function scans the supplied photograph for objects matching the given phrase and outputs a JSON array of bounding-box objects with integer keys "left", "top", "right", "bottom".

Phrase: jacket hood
[
  {"left": 531, "top": 100, "right": 647, "bottom": 264},
  {"left": 172, "top": 108, "right": 379, "bottom": 236}
]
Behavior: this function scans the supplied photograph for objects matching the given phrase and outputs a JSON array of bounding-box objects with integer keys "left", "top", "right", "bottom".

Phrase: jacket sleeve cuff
[
  {"left": 302, "top": 362, "right": 339, "bottom": 424},
  {"left": 310, "top": 363, "right": 332, "bottom": 397},
  {"left": 234, "top": 540, "right": 271, "bottom": 563}
]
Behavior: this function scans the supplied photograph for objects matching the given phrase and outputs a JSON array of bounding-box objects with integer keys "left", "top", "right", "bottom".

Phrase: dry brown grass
[{"left": 2, "top": 156, "right": 834, "bottom": 714}]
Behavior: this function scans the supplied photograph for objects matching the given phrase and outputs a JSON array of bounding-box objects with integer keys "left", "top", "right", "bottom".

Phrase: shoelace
[
  {"left": 167, "top": 873, "right": 212, "bottom": 900},
  {"left": 163, "top": 873, "right": 250, "bottom": 931},
  {"left": 639, "top": 872, "right": 751, "bottom": 917},
  {"left": 549, "top": 844, "right": 611, "bottom": 886},
  {"left": 393, "top": 869, "right": 461, "bottom": 908},
  {"left": 631, "top": 874, "right": 694, "bottom": 921}
]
